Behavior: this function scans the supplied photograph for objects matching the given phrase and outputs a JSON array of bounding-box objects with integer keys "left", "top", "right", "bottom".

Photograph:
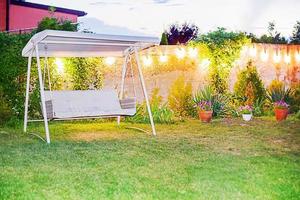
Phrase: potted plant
[
  {"left": 274, "top": 100, "right": 289, "bottom": 121},
  {"left": 239, "top": 105, "right": 253, "bottom": 121},
  {"left": 196, "top": 100, "right": 213, "bottom": 122}
]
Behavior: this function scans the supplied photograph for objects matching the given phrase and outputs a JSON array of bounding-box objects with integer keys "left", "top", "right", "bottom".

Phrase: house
[{"left": 0, "top": 0, "right": 86, "bottom": 32}]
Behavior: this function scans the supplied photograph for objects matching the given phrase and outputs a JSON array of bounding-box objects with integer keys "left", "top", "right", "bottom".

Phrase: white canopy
[{"left": 22, "top": 30, "right": 160, "bottom": 57}]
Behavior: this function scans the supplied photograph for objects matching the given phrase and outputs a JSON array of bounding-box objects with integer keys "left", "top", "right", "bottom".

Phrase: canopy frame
[{"left": 23, "top": 30, "right": 159, "bottom": 144}]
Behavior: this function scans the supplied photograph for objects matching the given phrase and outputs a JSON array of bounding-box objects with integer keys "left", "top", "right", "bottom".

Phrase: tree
[
  {"left": 160, "top": 32, "right": 168, "bottom": 45},
  {"left": 164, "top": 22, "right": 198, "bottom": 45},
  {"left": 253, "top": 21, "right": 287, "bottom": 44},
  {"left": 290, "top": 21, "right": 300, "bottom": 44}
]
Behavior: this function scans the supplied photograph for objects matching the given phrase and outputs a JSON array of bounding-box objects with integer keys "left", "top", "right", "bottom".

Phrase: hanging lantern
[
  {"left": 273, "top": 48, "right": 281, "bottom": 63},
  {"left": 175, "top": 47, "right": 186, "bottom": 59},
  {"left": 105, "top": 57, "right": 116, "bottom": 65},
  {"left": 142, "top": 56, "right": 152, "bottom": 66},
  {"left": 188, "top": 47, "right": 198, "bottom": 58},
  {"left": 159, "top": 54, "right": 168, "bottom": 63},
  {"left": 260, "top": 47, "right": 269, "bottom": 62},
  {"left": 249, "top": 44, "right": 256, "bottom": 57}
]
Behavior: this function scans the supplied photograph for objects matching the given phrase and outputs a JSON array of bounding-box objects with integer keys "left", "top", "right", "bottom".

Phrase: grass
[{"left": 0, "top": 117, "right": 299, "bottom": 199}]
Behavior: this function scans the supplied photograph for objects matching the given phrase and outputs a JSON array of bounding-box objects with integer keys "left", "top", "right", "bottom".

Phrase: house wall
[
  {"left": 0, "top": 0, "right": 7, "bottom": 31},
  {"left": 9, "top": 4, "right": 78, "bottom": 31}
]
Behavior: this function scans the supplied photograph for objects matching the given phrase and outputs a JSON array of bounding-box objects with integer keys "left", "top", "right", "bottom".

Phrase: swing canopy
[
  {"left": 22, "top": 30, "right": 160, "bottom": 144},
  {"left": 22, "top": 30, "right": 160, "bottom": 57}
]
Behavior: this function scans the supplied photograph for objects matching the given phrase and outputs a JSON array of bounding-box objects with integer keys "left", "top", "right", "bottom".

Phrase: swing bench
[{"left": 22, "top": 30, "right": 160, "bottom": 143}]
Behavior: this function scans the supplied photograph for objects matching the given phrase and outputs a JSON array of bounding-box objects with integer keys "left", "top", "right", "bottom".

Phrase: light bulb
[
  {"left": 284, "top": 54, "right": 291, "bottom": 64},
  {"left": 260, "top": 50, "right": 269, "bottom": 62},
  {"left": 55, "top": 58, "right": 64, "bottom": 74},
  {"left": 295, "top": 52, "right": 300, "bottom": 63},
  {"left": 188, "top": 47, "right": 198, "bottom": 58},
  {"left": 273, "top": 53, "right": 281, "bottom": 63},
  {"left": 142, "top": 56, "right": 152, "bottom": 66},
  {"left": 105, "top": 57, "right": 116, "bottom": 65},
  {"left": 159, "top": 55, "right": 168, "bottom": 63},
  {"left": 175, "top": 47, "right": 186, "bottom": 59}
]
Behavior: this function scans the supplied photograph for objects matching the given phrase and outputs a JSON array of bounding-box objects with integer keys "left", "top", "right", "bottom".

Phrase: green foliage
[
  {"left": 65, "top": 58, "right": 104, "bottom": 90},
  {"left": 290, "top": 82, "right": 300, "bottom": 113},
  {"left": 290, "top": 21, "right": 300, "bottom": 44},
  {"left": 193, "top": 86, "right": 230, "bottom": 117},
  {"left": 168, "top": 76, "right": 194, "bottom": 118},
  {"left": 160, "top": 32, "right": 168, "bottom": 45},
  {"left": 195, "top": 27, "right": 250, "bottom": 93},
  {"left": 127, "top": 88, "right": 174, "bottom": 124},
  {"left": 253, "top": 97, "right": 266, "bottom": 116},
  {"left": 234, "top": 61, "right": 266, "bottom": 106},
  {"left": 267, "top": 84, "right": 292, "bottom": 103},
  {"left": 0, "top": 87, "right": 12, "bottom": 125},
  {"left": 35, "top": 17, "right": 78, "bottom": 33}
]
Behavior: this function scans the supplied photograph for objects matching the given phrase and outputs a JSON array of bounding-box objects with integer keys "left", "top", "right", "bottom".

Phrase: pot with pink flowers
[
  {"left": 239, "top": 105, "right": 253, "bottom": 121},
  {"left": 274, "top": 100, "right": 289, "bottom": 121}
]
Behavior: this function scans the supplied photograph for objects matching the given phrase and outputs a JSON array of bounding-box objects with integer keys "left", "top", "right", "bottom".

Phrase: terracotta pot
[
  {"left": 198, "top": 110, "right": 213, "bottom": 123},
  {"left": 274, "top": 108, "right": 288, "bottom": 121}
]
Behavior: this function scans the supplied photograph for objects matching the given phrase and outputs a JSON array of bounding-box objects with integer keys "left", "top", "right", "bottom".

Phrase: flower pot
[
  {"left": 198, "top": 110, "right": 213, "bottom": 123},
  {"left": 242, "top": 114, "right": 252, "bottom": 121},
  {"left": 274, "top": 108, "right": 288, "bottom": 121}
]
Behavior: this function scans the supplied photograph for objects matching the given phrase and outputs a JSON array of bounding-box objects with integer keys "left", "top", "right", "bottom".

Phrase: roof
[
  {"left": 11, "top": 0, "right": 87, "bottom": 17},
  {"left": 22, "top": 30, "right": 160, "bottom": 57}
]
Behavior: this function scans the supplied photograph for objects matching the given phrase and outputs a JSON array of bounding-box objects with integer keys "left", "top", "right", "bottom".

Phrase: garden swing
[{"left": 22, "top": 30, "right": 160, "bottom": 143}]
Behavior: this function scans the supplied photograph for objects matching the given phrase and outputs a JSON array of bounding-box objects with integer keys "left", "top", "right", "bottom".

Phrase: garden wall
[{"left": 104, "top": 44, "right": 300, "bottom": 101}]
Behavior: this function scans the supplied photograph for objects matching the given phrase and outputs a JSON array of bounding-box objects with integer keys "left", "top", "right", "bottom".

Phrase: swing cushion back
[{"left": 44, "top": 89, "right": 136, "bottom": 119}]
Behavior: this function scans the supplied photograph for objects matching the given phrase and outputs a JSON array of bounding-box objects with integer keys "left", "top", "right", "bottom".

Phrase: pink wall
[{"left": 9, "top": 4, "right": 78, "bottom": 31}]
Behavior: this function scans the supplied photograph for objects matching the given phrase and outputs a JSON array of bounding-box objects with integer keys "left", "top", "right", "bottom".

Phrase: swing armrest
[{"left": 120, "top": 98, "right": 136, "bottom": 109}]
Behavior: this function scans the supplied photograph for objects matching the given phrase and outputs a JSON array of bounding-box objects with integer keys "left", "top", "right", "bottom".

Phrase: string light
[
  {"left": 284, "top": 54, "right": 291, "bottom": 64},
  {"left": 159, "top": 55, "right": 168, "bottom": 63},
  {"left": 295, "top": 51, "right": 300, "bottom": 63},
  {"left": 55, "top": 58, "right": 64, "bottom": 74},
  {"left": 142, "top": 56, "right": 152, "bottom": 66},
  {"left": 273, "top": 50, "right": 281, "bottom": 63},
  {"left": 260, "top": 48, "right": 269, "bottom": 62},
  {"left": 105, "top": 57, "right": 116, "bottom": 65},
  {"left": 175, "top": 47, "right": 186, "bottom": 59},
  {"left": 188, "top": 47, "right": 198, "bottom": 58},
  {"left": 249, "top": 45, "right": 256, "bottom": 57}
]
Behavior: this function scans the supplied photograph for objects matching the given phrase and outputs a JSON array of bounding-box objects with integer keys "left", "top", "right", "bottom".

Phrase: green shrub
[
  {"left": 0, "top": 87, "right": 12, "bottom": 125},
  {"left": 168, "top": 76, "right": 195, "bottom": 118},
  {"left": 127, "top": 88, "right": 174, "bottom": 124},
  {"left": 267, "top": 84, "right": 292, "bottom": 103},
  {"left": 290, "top": 82, "right": 300, "bottom": 113},
  {"left": 234, "top": 61, "right": 266, "bottom": 106}
]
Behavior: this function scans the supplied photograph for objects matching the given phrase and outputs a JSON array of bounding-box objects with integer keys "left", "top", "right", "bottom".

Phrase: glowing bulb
[
  {"left": 142, "top": 56, "right": 152, "bottom": 66},
  {"left": 249, "top": 46, "right": 256, "bottom": 57},
  {"left": 284, "top": 54, "right": 291, "bottom": 64},
  {"left": 175, "top": 47, "right": 186, "bottom": 59},
  {"left": 295, "top": 52, "right": 300, "bottom": 63},
  {"left": 105, "top": 57, "right": 116, "bottom": 65},
  {"left": 159, "top": 55, "right": 168, "bottom": 63},
  {"left": 55, "top": 58, "right": 64, "bottom": 74},
  {"left": 260, "top": 50, "right": 269, "bottom": 62},
  {"left": 188, "top": 47, "right": 198, "bottom": 58},
  {"left": 199, "top": 59, "right": 210, "bottom": 70},
  {"left": 273, "top": 53, "right": 281, "bottom": 63}
]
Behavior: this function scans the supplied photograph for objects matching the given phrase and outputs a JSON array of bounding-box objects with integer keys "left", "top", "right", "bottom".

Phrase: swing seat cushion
[{"left": 44, "top": 89, "right": 136, "bottom": 119}]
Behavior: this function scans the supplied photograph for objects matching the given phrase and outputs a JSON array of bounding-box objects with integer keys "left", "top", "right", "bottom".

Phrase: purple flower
[
  {"left": 197, "top": 100, "right": 212, "bottom": 111},
  {"left": 274, "top": 100, "right": 289, "bottom": 109}
]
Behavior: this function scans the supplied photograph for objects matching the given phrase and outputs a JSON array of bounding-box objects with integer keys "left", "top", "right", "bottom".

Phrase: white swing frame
[{"left": 23, "top": 30, "right": 159, "bottom": 144}]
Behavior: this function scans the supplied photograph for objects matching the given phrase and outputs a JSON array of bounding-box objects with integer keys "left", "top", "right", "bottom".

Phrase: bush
[
  {"left": 0, "top": 87, "right": 12, "bottom": 125},
  {"left": 168, "top": 76, "right": 195, "bottom": 118},
  {"left": 289, "top": 82, "right": 300, "bottom": 113},
  {"left": 234, "top": 61, "right": 266, "bottom": 106},
  {"left": 127, "top": 88, "right": 174, "bottom": 124}
]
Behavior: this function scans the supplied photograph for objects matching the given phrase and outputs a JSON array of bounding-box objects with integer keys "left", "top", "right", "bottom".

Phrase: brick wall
[{"left": 0, "top": 0, "right": 7, "bottom": 31}]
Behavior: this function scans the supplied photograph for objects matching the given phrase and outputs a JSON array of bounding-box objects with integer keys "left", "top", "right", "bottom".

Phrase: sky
[{"left": 31, "top": 0, "right": 300, "bottom": 37}]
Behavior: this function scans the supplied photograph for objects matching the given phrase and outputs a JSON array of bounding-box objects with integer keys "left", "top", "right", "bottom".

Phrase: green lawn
[{"left": 1, "top": 117, "right": 299, "bottom": 200}]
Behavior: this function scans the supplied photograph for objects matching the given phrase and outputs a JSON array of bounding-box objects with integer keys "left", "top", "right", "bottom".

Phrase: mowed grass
[{"left": 0, "top": 117, "right": 299, "bottom": 200}]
